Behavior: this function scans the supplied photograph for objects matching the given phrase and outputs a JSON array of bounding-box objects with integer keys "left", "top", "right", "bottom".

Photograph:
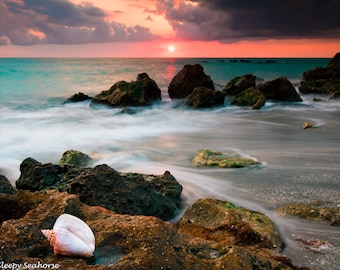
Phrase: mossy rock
[
  {"left": 277, "top": 202, "right": 340, "bottom": 226},
  {"left": 231, "top": 87, "right": 265, "bottom": 109},
  {"left": 59, "top": 150, "right": 92, "bottom": 167},
  {"left": 192, "top": 149, "right": 260, "bottom": 168}
]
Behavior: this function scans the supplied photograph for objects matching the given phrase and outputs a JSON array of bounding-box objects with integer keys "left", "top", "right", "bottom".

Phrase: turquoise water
[{"left": 0, "top": 58, "right": 339, "bottom": 269}]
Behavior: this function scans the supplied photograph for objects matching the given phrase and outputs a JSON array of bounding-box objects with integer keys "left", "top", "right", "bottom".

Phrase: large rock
[
  {"left": 299, "top": 52, "right": 340, "bottom": 95},
  {"left": 0, "top": 191, "right": 306, "bottom": 270},
  {"left": 16, "top": 158, "right": 63, "bottom": 192},
  {"left": 222, "top": 74, "right": 256, "bottom": 95},
  {"left": 0, "top": 174, "right": 16, "bottom": 194},
  {"left": 177, "top": 198, "right": 283, "bottom": 251},
  {"left": 186, "top": 86, "right": 226, "bottom": 108},
  {"left": 64, "top": 165, "right": 182, "bottom": 220},
  {"left": 92, "top": 73, "right": 161, "bottom": 107},
  {"left": 231, "top": 87, "right": 266, "bottom": 109},
  {"left": 259, "top": 77, "right": 302, "bottom": 102},
  {"left": 192, "top": 149, "right": 260, "bottom": 168},
  {"left": 168, "top": 64, "right": 215, "bottom": 99}
]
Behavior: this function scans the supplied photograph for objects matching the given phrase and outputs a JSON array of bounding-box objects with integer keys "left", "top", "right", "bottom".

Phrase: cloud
[
  {"left": 157, "top": 0, "right": 340, "bottom": 42},
  {"left": 0, "top": 0, "right": 159, "bottom": 46}
]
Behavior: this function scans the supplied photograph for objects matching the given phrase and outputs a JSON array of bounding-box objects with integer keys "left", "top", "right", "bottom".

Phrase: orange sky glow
[{"left": 0, "top": 0, "right": 339, "bottom": 58}]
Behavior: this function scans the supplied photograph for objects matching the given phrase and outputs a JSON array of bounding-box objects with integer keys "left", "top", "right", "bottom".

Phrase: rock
[
  {"left": 302, "top": 122, "right": 315, "bottom": 129},
  {"left": 259, "top": 77, "right": 302, "bottom": 102},
  {"left": 65, "top": 165, "right": 182, "bottom": 220},
  {"left": 192, "top": 149, "right": 260, "bottom": 168},
  {"left": 168, "top": 64, "right": 215, "bottom": 99},
  {"left": 299, "top": 52, "right": 340, "bottom": 95},
  {"left": 222, "top": 74, "right": 256, "bottom": 95},
  {"left": 176, "top": 198, "right": 283, "bottom": 251},
  {"left": 92, "top": 73, "right": 161, "bottom": 107},
  {"left": 330, "top": 89, "right": 340, "bottom": 99},
  {"left": 231, "top": 87, "right": 266, "bottom": 109},
  {"left": 277, "top": 202, "right": 340, "bottom": 226},
  {"left": 186, "top": 86, "right": 226, "bottom": 108},
  {"left": 0, "top": 174, "right": 16, "bottom": 194},
  {"left": 59, "top": 150, "right": 92, "bottom": 167},
  {"left": 16, "top": 158, "right": 63, "bottom": 192},
  {"left": 0, "top": 191, "right": 305, "bottom": 270},
  {"left": 65, "top": 92, "right": 92, "bottom": 103}
]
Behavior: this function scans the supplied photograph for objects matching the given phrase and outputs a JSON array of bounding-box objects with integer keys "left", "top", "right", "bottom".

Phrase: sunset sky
[{"left": 0, "top": 0, "right": 339, "bottom": 58}]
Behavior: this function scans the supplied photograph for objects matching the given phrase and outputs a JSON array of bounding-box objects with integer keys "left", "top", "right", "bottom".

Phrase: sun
[{"left": 168, "top": 45, "right": 175, "bottom": 53}]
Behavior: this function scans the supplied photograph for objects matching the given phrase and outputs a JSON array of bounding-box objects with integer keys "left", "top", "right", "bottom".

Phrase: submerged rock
[
  {"left": 0, "top": 191, "right": 306, "bottom": 270},
  {"left": 299, "top": 52, "right": 340, "bottom": 95},
  {"left": 231, "top": 87, "right": 266, "bottom": 109},
  {"left": 277, "top": 202, "right": 340, "bottom": 226},
  {"left": 186, "top": 86, "right": 226, "bottom": 108},
  {"left": 168, "top": 64, "right": 215, "bottom": 99},
  {"left": 259, "top": 77, "right": 302, "bottom": 102},
  {"left": 192, "top": 149, "right": 260, "bottom": 168},
  {"left": 222, "top": 74, "right": 256, "bottom": 96},
  {"left": 92, "top": 73, "right": 161, "bottom": 107}
]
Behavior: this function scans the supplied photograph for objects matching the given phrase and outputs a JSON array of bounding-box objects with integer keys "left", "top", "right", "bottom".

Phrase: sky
[{"left": 0, "top": 0, "right": 339, "bottom": 58}]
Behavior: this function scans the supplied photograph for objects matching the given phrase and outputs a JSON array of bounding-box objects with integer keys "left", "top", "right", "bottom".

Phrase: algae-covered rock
[
  {"left": 177, "top": 198, "right": 283, "bottom": 251},
  {"left": 277, "top": 202, "right": 340, "bottom": 226},
  {"left": 59, "top": 150, "right": 92, "bottom": 167},
  {"left": 186, "top": 86, "right": 226, "bottom": 108},
  {"left": 222, "top": 74, "right": 256, "bottom": 96},
  {"left": 192, "top": 149, "right": 260, "bottom": 168},
  {"left": 231, "top": 87, "right": 266, "bottom": 109}
]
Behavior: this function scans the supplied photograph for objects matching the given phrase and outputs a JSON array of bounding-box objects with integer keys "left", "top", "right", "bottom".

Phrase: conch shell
[{"left": 41, "top": 213, "right": 95, "bottom": 257}]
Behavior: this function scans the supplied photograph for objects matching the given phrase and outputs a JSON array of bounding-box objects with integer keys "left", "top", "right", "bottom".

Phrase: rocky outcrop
[
  {"left": 64, "top": 165, "right": 182, "bottom": 220},
  {"left": 168, "top": 64, "right": 215, "bottom": 99},
  {"left": 92, "top": 73, "right": 161, "bottom": 107},
  {"left": 59, "top": 150, "right": 92, "bottom": 167},
  {"left": 223, "top": 74, "right": 256, "bottom": 95},
  {"left": 0, "top": 191, "right": 307, "bottom": 269},
  {"left": 192, "top": 149, "right": 260, "bottom": 168},
  {"left": 15, "top": 154, "right": 182, "bottom": 221},
  {"left": 259, "top": 77, "right": 302, "bottom": 102},
  {"left": 231, "top": 87, "right": 266, "bottom": 109},
  {"left": 186, "top": 86, "right": 226, "bottom": 108},
  {"left": 277, "top": 202, "right": 340, "bottom": 226},
  {"left": 0, "top": 174, "right": 16, "bottom": 194},
  {"left": 64, "top": 92, "right": 92, "bottom": 103},
  {"left": 299, "top": 52, "right": 340, "bottom": 95}
]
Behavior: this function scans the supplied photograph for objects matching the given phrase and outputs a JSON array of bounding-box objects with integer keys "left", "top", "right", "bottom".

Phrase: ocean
[{"left": 1, "top": 58, "right": 339, "bottom": 269}]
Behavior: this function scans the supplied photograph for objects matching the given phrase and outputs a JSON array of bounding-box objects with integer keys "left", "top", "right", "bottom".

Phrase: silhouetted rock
[
  {"left": 65, "top": 92, "right": 92, "bottom": 103},
  {"left": 92, "top": 73, "right": 161, "bottom": 107},
  {"left": 0, "top": 174, "right": 16, "bottom": 194},
  {"left": 231, "top": 87, "right": 265, "bottom": 109},
  {"left": 299, "top": 52, "right": 340, "bottom": 95},
  {"left": 186, "top": 86, "right": 226, "bottom": 108},
  {"left": 168, "top": 64, "right": 214, "bottom": 99},
  {"left": 223, "top": 74, "right": 256, "bottom": 95},
  {"left": 259, "top": 77, "right": 302, "bottom": 102}
]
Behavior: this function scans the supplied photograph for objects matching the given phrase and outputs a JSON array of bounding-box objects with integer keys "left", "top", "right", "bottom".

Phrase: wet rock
[
  {"left": 0, "top": 191, "right": 305, "bottom": 270},
  {"left": 65, "top": 165, "right": 182, "bottom": 220},
  {"left": 302, "top": 122, "right": 315, "bottom": 129},
  {"left": 299, "top": 52, "right": 340, "bottom": 95},
  {"left": 65, "top": 92, "right": 92, "bottom": 103},
  {"left": 186, "top": 86, "right": 226, "bottom": 108},
  {"left": 177, "top": 198, "right": 283, "bottom": 251},
  {"left": 0, "top": 174, "right": 16, "bottom": 194},
  {"left": 59, "top": 150, "right": 92, "bottom": 168},
  {"left": 92, "top": 73, "right": 161, "bottom": 107},
  {"left": 168, "top": 64, "right": 215, "bottom": 99},
  {"left": 231, "top": 87, "right": 266, "bottom": 109},
  {"left": 259, "top": 77, "right": 302, "bottom": 102},
  {"left": 277, "top": 202, "right": 340, "bottom": 226},
  {"left": 192, "top": 149, "right": 260, "bottom": 168},
  {"left": 222, "top": 74, "right": 256, "bottom": 95},
  {"left": 16, "top": 158, "right": 63, "bottom": 192}
]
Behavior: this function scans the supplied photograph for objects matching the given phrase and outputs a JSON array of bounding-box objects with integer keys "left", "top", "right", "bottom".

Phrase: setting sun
[{"left": 168, "top": 45, "right": 175, "bottom": 53}]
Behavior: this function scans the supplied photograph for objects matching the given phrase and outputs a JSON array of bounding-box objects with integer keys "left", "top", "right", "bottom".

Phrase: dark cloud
[
  {"left": 159, "top": 0, "right": 340, "bottom": 42},
  {"left": 0, "top": 0, "right": 158, "bottom": 46}
]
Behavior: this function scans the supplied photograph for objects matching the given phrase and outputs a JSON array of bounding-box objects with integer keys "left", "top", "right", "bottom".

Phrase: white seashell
[{"left": 41, "top": 213, "right": 95, "bottom": 257}]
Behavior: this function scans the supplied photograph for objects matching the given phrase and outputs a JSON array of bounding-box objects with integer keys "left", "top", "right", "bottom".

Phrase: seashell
[{"left": 41, "top": 213, "right": 95, "bottom": 257}]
